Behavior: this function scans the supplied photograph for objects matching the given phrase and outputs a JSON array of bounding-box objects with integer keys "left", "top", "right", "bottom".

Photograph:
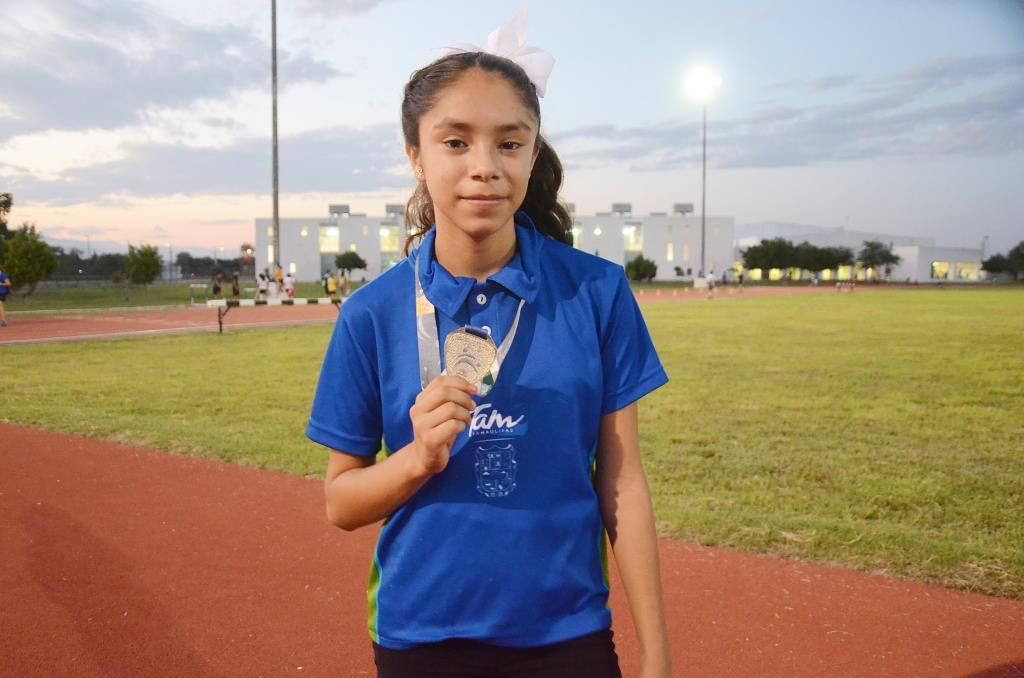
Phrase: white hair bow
[{"left": 439, "top": 7, "right": 555, "bottom": 98}]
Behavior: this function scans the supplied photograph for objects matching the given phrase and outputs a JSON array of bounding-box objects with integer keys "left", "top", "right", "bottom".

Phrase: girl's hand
[{"left": 408, "top": 375, "right": 476, "bottom": 476}]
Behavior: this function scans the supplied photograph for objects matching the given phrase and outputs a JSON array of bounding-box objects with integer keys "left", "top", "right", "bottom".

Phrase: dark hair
[{"left": 401, "top": 52, "right": 572, "bottom": 255}]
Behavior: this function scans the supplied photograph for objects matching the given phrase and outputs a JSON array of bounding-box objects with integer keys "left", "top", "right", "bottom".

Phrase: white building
[
  {"left": 254, "top": 202, "right": 736, "bottom": 282},
  {"left": 734, "top": 221, "right": 984, "bottom": 282}
]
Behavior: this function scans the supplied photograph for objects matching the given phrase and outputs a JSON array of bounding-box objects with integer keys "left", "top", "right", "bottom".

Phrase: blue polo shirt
[{"left": 307, "top": 212, "right": 667, "bottom": 649}]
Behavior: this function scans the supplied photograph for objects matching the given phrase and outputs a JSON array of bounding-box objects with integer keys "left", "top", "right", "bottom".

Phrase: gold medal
[{"left": 445, "top": 327, "right": 497, "bottom": 388}]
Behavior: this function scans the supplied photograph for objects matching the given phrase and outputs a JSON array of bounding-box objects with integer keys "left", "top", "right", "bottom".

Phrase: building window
[
  {"left": 666, "top": 243, "right": 674, "bottom": 262},
  {"left": 594, "top": 226, "right": 602, "bottom": 236},
  {"left": 380, "top": 226, "right": 400, "bottom": 253},
  {"left": 349, "top": 243, "right": 357, "bottom": 252},
  {"left": 622, "top": 223, "right": 643, "bottom": 252},
  {"left": 957, "top": 262, "right": 980, "bottom": 280},
  {"left": 319, "top": 226, "right": 339, "bottom": 254},
  {"left": 288, "top": 262, "right": 297, "bottom": 274},
  {"left": 267, "top": 244, "right": 274, "bottom": 265},
  {"left": 931, "top": 261, "right": 950, "bottom": 280},
  {"left": 667, "top": 224, "right": 673, "bottom": 234},
  {"left": 362, "top": 225, "right": 369, "bottom": 236},
  {"left": 682, "top": 244, "right": 690, "bottom": 262},
  {"left": 266, "top": 226, "right": 273, "bottom": 237},
  {"left": 300, "top": 227, "right": 309, "bottom": 237},
  {"left": 571, "top": 225, "right": 581, "bottom": 249}
]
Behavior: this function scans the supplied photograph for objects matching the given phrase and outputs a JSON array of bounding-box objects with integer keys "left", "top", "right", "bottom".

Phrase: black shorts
[{"left": 373, "top": 629, "right": 622, "bottom": 678}]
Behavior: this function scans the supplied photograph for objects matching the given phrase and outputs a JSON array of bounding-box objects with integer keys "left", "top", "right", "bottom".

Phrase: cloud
[
  {"left": 5, "top": 123, "right": 409, "bottom": 205},
  {"left": 295, "top": 0, "right": 398, "bottom": 17},
  {"left": 553, "top": 52, "right": 1024, "bottom": 171},
  {"left": 0, "top": 0, "right": 343, "bottom": 139}
]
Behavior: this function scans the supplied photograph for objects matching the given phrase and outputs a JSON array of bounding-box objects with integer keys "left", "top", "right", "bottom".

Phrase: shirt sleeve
[
  {"left": 306, "top": 303, "right": 383, "bottom": 456},
  {"left": 600, "top": 270, "right": 669, "bottom": 414}
]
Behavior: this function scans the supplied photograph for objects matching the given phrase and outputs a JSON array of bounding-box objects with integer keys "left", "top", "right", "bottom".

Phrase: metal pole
[
  {"left": 271, "top": 0, "right": 280, "bottom": 271},
  {"left": 700, "top": 103, "right": 707, "bottom": 277}
]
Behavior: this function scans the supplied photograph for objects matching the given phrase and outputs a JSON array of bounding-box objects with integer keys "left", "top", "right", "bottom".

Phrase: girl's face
[{"left": 407, "top": 67, "right": 539, "bottom": 244}]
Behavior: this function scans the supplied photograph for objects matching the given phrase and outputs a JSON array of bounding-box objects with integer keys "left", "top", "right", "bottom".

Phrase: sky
[{"left": 1, "top": 0, "right": 1022, "bottom": 259}]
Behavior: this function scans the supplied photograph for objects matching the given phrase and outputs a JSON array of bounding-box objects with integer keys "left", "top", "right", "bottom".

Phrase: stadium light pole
[
  {"left": 686, "top": 66, "right": 722, "bottom": 278},
  {"left": 271, "top": 0, "right": 281, "bottom": 272}
]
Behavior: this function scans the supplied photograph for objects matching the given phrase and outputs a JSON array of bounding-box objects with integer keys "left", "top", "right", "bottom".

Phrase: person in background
[
  {"left": 705, "top": 269, "right": 716, "bottom": 300},
  {"left": 257, "top": 272, "right": 268, "bottom": 300},
  {"left": 231, "top": 269, "right": 241, "bottom": 299},
  {"left": 212, "top": 272, "right": 224, "bottom": 299},
  {"left": 336, "top": 268, "right": 350, "bottom": 298},
  {"left": 273, "top": 263, "right": 284, "bottom": 287},
  {"left": 0, "top": 264, "right": 12, "bottom": 327},
  {"left": 284, "top": 271, "right": 296, "bottom": 299}
]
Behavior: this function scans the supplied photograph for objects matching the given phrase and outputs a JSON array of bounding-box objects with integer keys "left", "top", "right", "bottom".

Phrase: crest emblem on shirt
[{"left": 474, "top": 441, "right": 517, "bottom": 498}]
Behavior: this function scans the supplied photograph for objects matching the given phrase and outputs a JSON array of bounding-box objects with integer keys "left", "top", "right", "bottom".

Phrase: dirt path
[{"left": 2, "top": 423, "right": 1021, "bottom": 677}]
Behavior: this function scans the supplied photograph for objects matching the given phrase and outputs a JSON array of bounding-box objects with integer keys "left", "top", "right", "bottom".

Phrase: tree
[
  {"left": 982, "top": 254, "right": 1009, "bottom": 275},
  {"left": 0, "top": 193, "right": 12, "bottom": 262},
  {"left": 3, "top": 223, "right": 58, "bottom": 296},
  {"left": 858, "top": 240, "right": 902, "bottom": 280},
  {"left": 126, "top": 244, "right": 163, "bottom": 285},
  {"left": 1006, "top": 241, "right": 1024, "bottom": 281},
  {"left": 335, "top": 250, "right": 368, "bottom": 274},
  {"left": 625, "top": 254, "right": 657, "bottom": 282}
]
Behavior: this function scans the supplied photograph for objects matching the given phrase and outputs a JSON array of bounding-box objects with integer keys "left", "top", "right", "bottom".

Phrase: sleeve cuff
[
  {"left": 306, "top": 418, "right": 381, "bottom": 457},
  {"left": 602, "top": 367, "right": 669, "bottom": 415}
]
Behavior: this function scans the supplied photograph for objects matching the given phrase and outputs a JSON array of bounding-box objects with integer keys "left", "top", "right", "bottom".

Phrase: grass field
[
  {"left": 3, "top": 289, "right": 1022, "bottom": 598},
  {"left": 3, "top": 281, "right": 345, "bottom": 312}
]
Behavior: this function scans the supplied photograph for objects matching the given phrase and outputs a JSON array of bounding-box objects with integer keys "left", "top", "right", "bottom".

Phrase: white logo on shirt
[{"left": 468, "top": 403, "right": 525, "bottom": 437}]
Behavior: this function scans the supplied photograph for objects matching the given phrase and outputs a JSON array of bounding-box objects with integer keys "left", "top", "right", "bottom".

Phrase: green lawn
[
  {"left": 4, "top": 281, "right": 348, "bottom": 312},
  {"left": 3, "top": 289, "right": 1022, "bottom": 598}
]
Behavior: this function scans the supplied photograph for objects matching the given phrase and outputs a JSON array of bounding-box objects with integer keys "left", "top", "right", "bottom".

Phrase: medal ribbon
[{"left": 415, "top": 253, "right": 524, "bottom": 394}]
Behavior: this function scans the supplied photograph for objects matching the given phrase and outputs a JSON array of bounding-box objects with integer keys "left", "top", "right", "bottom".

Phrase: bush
[{"left": 626, "top": 255, "right": 657, "bottom": 282}]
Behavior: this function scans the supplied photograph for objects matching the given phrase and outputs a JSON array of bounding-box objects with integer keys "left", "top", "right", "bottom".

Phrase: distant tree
[
  {"left": 858, "top": 240, "right": 902, "bottom": 280},
  {"left": 742, "top": 238, "right": 797, "bottom": 276},
  {"left": 625, "top": 254, "right": 657, "bottom": 282},
  {"left": 4, "top": 223, "right": 58, "bottom": 297},
  {"left": 1006, "top": 241, "right": 1024, "bottom": 280},
  {"left": 982, "top": 254, "right": 1009, "bottom": 275},
  {"left": 335, "top": 250, "right": 368, "bottom": 274},
  {"left": 0, "top": 193, "right": 12, "bottom": 262},
  {"left": 126, "top": 244, "right": 163, "bottom": 285}
]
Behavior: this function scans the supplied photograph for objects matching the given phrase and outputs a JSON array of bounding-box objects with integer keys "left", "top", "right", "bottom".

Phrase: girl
[{"left": 308, "top": 14, "right": 671, "bottom": 678}]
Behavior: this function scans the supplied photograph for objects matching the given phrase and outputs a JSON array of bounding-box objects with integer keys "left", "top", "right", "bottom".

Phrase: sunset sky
[{"left": 1, "top": 0, "right": 1022, "bottom": 259}]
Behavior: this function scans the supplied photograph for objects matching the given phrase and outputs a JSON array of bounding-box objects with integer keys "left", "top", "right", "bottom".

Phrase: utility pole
[{"left": 271, "top": 0, "right": 280, "bottom": 270}]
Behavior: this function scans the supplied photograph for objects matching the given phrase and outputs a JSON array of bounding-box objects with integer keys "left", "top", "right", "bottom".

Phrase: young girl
[{"left": 308, "top": 14, "right": 671, "bottom": 678}]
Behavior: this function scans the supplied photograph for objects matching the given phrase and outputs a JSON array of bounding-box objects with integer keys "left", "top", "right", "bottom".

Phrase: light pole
[
  {"left": 166, "top": 241, "right": 172, "bottom": 280},
  {"left": 271, "top": 0, "right": 281, "bottom": 271},
  {"left": 686, "top": 66, "right": 722, "bottom": 278}
]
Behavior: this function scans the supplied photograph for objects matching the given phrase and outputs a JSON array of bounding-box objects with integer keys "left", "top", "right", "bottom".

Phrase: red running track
[{"left": 2, "top": 423, "right": 1022, "bottom": 677}]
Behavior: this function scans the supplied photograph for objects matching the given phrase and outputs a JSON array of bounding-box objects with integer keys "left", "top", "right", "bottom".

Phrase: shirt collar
[{"left": 414, "top": 211, "right": 544, "bottom": 318}]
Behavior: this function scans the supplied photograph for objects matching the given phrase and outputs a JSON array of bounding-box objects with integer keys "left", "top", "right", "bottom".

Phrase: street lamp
[{"left": 686, "top": 66, "right": 722, "bottom": 278}]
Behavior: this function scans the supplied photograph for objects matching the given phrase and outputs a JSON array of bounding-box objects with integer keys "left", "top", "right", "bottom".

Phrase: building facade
[
  {"left": 734, "top": 221, "right": 984, "bottom": 282},
  {"left": 254, "top": 203, "right": 736, "bottom": 282}
]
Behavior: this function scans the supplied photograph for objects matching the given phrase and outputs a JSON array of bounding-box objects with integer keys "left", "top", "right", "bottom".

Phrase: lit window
[
  {"left": 666, "top": 243, "right": 674, "bottom": 262},
  {"left": 300, "top": 227, "right": 308, "bottom": 237},
  {"left": 349, "top": 243, "right": 357, "bottom": 252},
  {"left": 594, "top": 226, "right": 602, "bottom": 236},
  {"left": 266, "top": 226, "right": 273, "bottom": 237},
  {"left": 623, "top": 224, "right": 642, "bottom": 251},
  {"left": 683, "top": 244, "right": 690, "bottom": 262},
  {"left": 288, "top": 262, "right": 296, "bottom": 274},
  {"left": 267, "top": 244, "right": 274, "bottom": 264},
  {"left": 319, "top": 226, "right": 339, "bottom": 254},
  {"left": 931, "top": 261, "right": 950, "bottom": 280},
  {"left": 380, "top": 226, "right": 400, "bottom": 253}
]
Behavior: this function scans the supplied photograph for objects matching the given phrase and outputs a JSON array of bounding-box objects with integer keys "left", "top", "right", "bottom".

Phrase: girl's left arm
[{"left": 595, "top": 402, "right": 672, "bottom": 678}]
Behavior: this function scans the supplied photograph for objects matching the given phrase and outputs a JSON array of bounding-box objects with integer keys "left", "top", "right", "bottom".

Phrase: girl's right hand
[{"left": 408, "top": 376, "right": 477, "bottom": 476}]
